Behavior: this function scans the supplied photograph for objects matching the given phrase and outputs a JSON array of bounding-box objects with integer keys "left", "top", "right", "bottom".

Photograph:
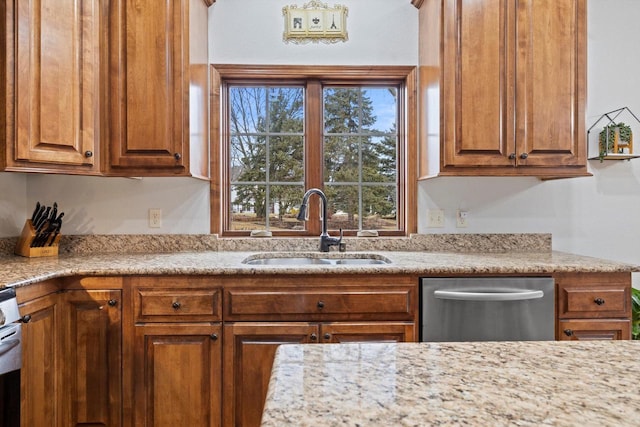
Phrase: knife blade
[
  {"left": 33, "top": 220, "right": 55, "bottom": 247},
  {"left": 49, "top": 202, "right": 57, "bottom": 222},
  {"left": 31, "top": 202, "right": 41, "bottom": 222},
  {"left": 47, "top": 221, "right": 62, "bottom": 247},
  {"left": 35, "top": 207, "right": 51, "bottom": 231},
  {"left": 32, "top": 205, "right": 46, "bottom": 228}
]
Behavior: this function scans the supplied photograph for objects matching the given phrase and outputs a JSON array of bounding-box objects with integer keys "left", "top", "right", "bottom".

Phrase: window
[{"left": 212, "top": 65, "right": 417, "bottom": 237}]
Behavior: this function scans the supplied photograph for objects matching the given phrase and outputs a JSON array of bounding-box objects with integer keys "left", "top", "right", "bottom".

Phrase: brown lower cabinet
[
  {"left": 223, "top": 323, "right": 316, "bottom": 427},
  {"left": 19, "top": 292, "right": 61, "bottom": 427},
  {"left": 133, "top": 323, "right": 222, "bottom": 427},
  {"left": 18, "top": 286, "right": 122, "bottom": 427},
  {"left": 555, "top": 272, "right": 631, "bottom": 340},
  {"left": 558, "top": 319, "right": 631, "bottom": 341},
  {"left": 222, "top": 321, "right": 415, "bottom": 427},
  {"left": 15, "top": 272, "right": 631, "bottom": 427}
]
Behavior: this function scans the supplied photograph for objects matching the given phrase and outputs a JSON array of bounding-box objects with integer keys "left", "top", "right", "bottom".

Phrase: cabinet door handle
[
  {"left": 210, "top": 333, "right": 218, "bottom": 341},
  {"left": 174, "top": 152, "right": 182, "bottom": 161},
  {"left": 323, "top": 333, "right": 331, "bottom": 340},
  {"left": 310, "top": 333, "right": 318, "bottom": 341},
  {"left": 107, "top": 299, "right": 118, "bottom": 307},
  {"left": 84, "top": 150, "right": 93, "bottom": 158},
  {"left": 21, "top": 315, "right": 32, "bottom": 323},
  {"left": 316, "top": 301, "right": 325, "bottom": 309},
  {"left": 172, "top": 301, "right": 181, "bottom": 310},
  {"left": 508, "top": 153, "right": 516, "bottom": 160},
  {"left": 564, "top": 329, "right": 574, "bottom": 337},
  {"left": 520, "top": 153, "right": 529, "bottom": 159},
  {"left": 594, "top": 298, "right": 605, "bottom": 305}
]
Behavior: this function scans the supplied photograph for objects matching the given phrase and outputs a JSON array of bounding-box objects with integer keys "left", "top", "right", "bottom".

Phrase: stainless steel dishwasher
[{"left": 420, "top": 277, "right": 555, "bottom": 342}]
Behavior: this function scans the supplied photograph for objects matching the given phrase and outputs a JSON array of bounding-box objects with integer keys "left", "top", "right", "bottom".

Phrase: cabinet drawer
[
  {"left": 558, "top": 319, "right": 631, "bottom": 341},
  {"left": 557, "top": 284, "right": 630, "bottom": 319},
  {"left": 225, "top": 287, "right": 414, "bottom": 321},
  {"left": 135, "top": 289, "right": 222, "bottom": 322}
]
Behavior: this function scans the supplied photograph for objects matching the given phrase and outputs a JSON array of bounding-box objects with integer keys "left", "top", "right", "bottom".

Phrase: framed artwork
[{"left": 283, "top": 1, "right": 348, "bottom": 44}]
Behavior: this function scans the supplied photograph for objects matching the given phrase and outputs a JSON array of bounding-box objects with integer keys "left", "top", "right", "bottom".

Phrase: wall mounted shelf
[{"left": 587, "top": 107, "right": 640, "bottom": 161}]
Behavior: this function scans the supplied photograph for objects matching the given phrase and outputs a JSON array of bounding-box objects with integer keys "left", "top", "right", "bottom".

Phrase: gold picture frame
[{"left": 283, "top": 1, "right": 348, "bottom": 44}]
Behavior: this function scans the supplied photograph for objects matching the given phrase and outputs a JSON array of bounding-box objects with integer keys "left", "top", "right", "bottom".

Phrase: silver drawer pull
[{"left": 434, "top": 289, "right": 544, "bottom": 302}]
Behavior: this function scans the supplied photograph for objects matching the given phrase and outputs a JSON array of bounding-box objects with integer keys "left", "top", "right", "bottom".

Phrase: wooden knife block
[{"left": 14, "top": 219, "right": 61, "bottom": 258}]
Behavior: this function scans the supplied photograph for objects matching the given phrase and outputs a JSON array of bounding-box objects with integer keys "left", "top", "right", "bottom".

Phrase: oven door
[
  {"left": 421, "top": 277, "right": 555, "bottom": 342},
  {"left": 0, "top": 322, "right": 21, "bottom": 427}
]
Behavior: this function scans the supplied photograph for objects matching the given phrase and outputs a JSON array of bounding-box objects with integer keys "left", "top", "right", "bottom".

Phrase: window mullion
[{"left": 305, "top": 80, "right": 323, "bottom": 236}]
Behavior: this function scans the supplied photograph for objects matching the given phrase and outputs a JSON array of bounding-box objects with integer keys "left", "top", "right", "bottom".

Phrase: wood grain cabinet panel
[
  {"left": 222, "top": 277, "right": 418, "bottom": 427},
  {"left": 107, "top": 0, "right": 209, "bottom": 177},
  {"left": 1, "top": 0, "right": 103, "bottom": 174},
  {"left": 418, "top": 0, "right": 587, "bottom": 177},
  {"left": 19, "top": 293, "right": 62, "bottom": 427},
  {"left": 225, "top": 287, "right": 414, "bottom": 321},
  {"left": 134, "top": 288, "right": 222, "bottom": 322},
  {"left": 554, "top": 272, "right": 632, "bottom": 340},
  {"left": 222, "top": 323, "right": 318, "bottom": 427},
  {"left": 320, "top": 322, "right": 415, "bottom": 343},
  {"left": 60, "top": 289, "right": 122, "bottom": 427},
  {"left": 128, "top": 276, "right": 223, "bottom": 426},
  {"left": 558, "top": 284, "right": 630, "bottom": 319},
  {"left": 133, "top": 323, "right": 222, "bottom": 427},
  {"left": 558, "top": 320, "right": 631, "bottom": 341}
]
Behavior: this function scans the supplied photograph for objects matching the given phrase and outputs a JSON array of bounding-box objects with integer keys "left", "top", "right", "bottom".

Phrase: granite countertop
[
  {"left": 261, "top": 341, "right": 640, "bottom": 426},
  {"left": 0, "top": 249, "right": 638, "bottom": 289},
  {"left": 0, "top": 233, "right": 637, "bottom": 288}
]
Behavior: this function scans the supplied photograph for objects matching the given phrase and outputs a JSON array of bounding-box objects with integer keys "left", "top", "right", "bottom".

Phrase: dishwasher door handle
[{"left": 433, "top": 289, "right": 544, "bottom": 301}]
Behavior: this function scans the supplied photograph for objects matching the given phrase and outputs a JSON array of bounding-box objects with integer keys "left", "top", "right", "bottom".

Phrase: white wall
[
  {"left": 0, "top": 172, "right": 28, "bottom": 236},
  {"left": 209, "top": 0, "right": 417, "bottom": 65},
  {"left": 24, "top": 175, "right": 210, "bottom": 235},
  {"left": 0, "top": 0, "right": 638, "bottom": 286}
]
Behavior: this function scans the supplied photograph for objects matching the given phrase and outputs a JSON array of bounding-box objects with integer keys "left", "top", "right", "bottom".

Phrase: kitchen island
[{"left": 261, "top": 341, "right": 640, "bottom": 426}]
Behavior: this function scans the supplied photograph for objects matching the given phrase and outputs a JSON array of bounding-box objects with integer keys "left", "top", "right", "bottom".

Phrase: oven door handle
[
  {"left": 433, "top": 289, "right": 544, "bottom": 301},
  {"left": 0, "top": 339, "right": 20, "bottom": 356}
]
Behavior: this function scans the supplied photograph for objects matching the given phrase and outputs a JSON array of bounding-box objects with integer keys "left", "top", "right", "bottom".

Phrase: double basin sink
[{"left": 242, "top": 253, "right": 391, "bottom": 266}]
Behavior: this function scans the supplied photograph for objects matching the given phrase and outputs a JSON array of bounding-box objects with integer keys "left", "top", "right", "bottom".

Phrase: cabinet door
[
  {"left": 439, "top": 0, "right": 586, "bottom": 172},
  {"left": 8, "top": 0, "right": 101, "bottom": 172},
  {"left": 223, "top": 323, "right": 317, "bottom": 427},
  {"left": 108, "top": 0, "right": 188, "bottom": 173},
  {"left": 515, "top": 0, "right": 586, "bottom": 167},
  {"left": 558, "top": 320, "right": 631, "bottom": 341},
  {"left": 60, "top": 290, "right": 122, "bottom": 427},
  {"left": 441, "top": 0, "right": 515, "bottom": 168},
  {"left": 133, "top": 323, "right": 222, "bottom": 427},
  {"left": 320, "top": 322, "right": 416, "bottom": 343},
  {"left": 19, "top": 293, "right": 61, "bottom": 427}
]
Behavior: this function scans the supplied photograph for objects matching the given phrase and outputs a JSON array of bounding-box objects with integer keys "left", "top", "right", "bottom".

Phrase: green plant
[
  {"left": 632, "top": 287, "right": 640, "bottom": 340},
  {"left": 599, "top": 122, "right": 632, "bottom": 160}
]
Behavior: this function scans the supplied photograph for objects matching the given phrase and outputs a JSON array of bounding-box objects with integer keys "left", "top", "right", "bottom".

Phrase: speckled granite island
[{"left": 262, "top": 341, "right": 640, "bottom": 426}]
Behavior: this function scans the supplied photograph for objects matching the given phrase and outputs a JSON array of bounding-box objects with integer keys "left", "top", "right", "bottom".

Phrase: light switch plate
[
  {"left": 427, "top": 209, "right": 444, "bottom": 228},
  {"left": 149, "top": 209, "right": 162, "bottom": 228},
  {"left": 456, "top": 210, "right": 468, "bottom": 228}
]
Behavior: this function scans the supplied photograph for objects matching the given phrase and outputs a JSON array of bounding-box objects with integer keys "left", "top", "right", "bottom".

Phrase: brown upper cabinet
[
  {"left": 107, "top": 0, "right": 209, "bottom": 178},
  {"left": 0, "top": 0, "right": 104, "bottom": 174},
  {"left": 417, "top": 0, "right": 589, "bottom": 178},
  {"left": 1, "top": 0, "right": 211, "bottom": 178}
]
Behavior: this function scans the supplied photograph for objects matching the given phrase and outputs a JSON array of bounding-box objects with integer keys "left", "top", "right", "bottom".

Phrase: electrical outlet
[
  {"left": 427, "top": 209, "right": 445, "bottom": 228},
  {"left": 149, "top": 209, "right": 162, "bottom": 228},
  {"left": 456, "top": 210, "right": 468, "bottom": 228}
]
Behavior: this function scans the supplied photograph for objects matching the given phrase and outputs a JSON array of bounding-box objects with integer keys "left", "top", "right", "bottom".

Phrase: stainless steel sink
[
  {"left": 242, "top": 253, "right": 391, "bottom": 266},
  {"left": 243, "top": 257, "right": 332, "bottom": 266}
]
